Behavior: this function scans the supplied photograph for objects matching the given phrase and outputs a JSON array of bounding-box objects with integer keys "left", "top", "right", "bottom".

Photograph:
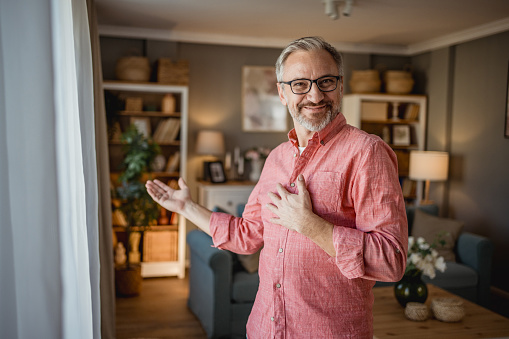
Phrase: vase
[
  {"left": 394, "top": 271, "right": 428, "bottom": 307},
  {"left": 249, "top": 159, "right": 264, "bottom": 182}
]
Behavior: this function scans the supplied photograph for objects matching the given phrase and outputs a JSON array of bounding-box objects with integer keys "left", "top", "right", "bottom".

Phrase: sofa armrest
[
  {"left": 187, "top": 229, "right": 233, "bottom": 338},
  {"left": 456, "top": 232, "right": 494, "bottom": 306}
]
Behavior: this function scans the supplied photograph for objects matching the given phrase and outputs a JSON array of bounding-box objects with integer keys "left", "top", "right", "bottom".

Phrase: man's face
[{"left": 277, "top": 49, "right": 343, "bottom": 132}]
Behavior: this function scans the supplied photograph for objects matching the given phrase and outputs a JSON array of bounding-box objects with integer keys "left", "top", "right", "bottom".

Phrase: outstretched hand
[{"left": 145, "top": 178, "right": 191, "bottom": 214}]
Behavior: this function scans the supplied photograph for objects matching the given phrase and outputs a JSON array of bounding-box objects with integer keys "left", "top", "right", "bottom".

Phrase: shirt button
[
  {"left": 293, "top": 153, "right": 297, "bottom": 157},
  {"left": 276, "top": 283, "right": 281, "bottom": 288},
  {"left": 290, "top": 182, "right": 295, "bottom": 187},
  {"left": 279, "top": 248, "right": 283, "bottom": 253},
  {"left": 396, "top": 248, "right": 400, "bottom": 254},
  {"left": 271, "top": 317, "right": 274, "bottom": 321}
]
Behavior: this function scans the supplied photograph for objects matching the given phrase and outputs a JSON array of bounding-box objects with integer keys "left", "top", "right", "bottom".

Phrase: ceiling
[{"left": 96, "top": 0, "right": 509, "bottom": 55}]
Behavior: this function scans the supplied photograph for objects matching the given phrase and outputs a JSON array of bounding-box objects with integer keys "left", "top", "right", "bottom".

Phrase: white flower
[
  {"left": 404, "top": 235, "right": 448, "bottom": 279},
  {"left": 435, "top": 256, "right": 446, "bottom": 272}
]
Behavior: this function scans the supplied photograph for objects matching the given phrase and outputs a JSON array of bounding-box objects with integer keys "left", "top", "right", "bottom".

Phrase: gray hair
[{"left": 275, "top": 36, "right": 344, "bottom": 82}]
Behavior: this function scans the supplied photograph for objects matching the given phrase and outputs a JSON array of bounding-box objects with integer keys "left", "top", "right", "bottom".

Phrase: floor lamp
[{"left": 409, "top": 151, "right": 449, "bottom": 205}]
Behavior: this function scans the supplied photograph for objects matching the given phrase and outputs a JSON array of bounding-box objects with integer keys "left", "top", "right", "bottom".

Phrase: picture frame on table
[
  {"left": 130, "top": 117, "right": 151, "bottom": 138},
  {"left": 392, "top": 125, "right": 411, "bottom": 146},
  {"left": 241, "top": 66, "right": 288, "bottom": 132},
  {"left": 207, "top": 161, "right": 227, "bottom": 183}
]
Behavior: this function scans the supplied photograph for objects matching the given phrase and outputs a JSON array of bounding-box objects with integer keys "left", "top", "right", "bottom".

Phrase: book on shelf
[
  {"left": 165, "top": 151, "right": 180, "bottom": 172},
  {"left": 153, "top": 118, "right": 181, "bottom": 144},
  {"left": 404, "top": 104, "right": 420, "bottom": 120}
]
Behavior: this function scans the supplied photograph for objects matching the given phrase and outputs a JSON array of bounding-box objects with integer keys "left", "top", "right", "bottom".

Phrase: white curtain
[{"left": 0, "top": 0, "right": 101, "bottom": 338}]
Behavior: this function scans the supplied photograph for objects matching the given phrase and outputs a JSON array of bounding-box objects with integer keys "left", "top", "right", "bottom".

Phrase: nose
[{"left": 306, "top": 81, "right": 325, "bottom": 103}]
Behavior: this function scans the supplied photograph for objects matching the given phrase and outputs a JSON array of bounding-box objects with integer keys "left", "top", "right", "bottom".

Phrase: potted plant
[{"left": 113, "top": 124, "right": 160, "bottom": 296}]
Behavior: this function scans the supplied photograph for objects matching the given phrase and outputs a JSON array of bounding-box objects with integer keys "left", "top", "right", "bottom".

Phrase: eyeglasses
[{"left": 279, "top": 75, "right": 341, "bottom": 95}]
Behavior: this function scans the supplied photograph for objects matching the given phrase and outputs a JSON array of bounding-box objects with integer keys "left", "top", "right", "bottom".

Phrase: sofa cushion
[
  {"left": 411, "top": 209, "right": 464, "bottom": 262},
  {"left": 422, "top": 262, "right": 478, "bottom": 288},
  {"left": 231, "top": 271, "right": 259, "bottom": 303}
]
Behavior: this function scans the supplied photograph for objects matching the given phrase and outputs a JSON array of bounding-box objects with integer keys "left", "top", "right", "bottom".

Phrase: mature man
[{"left": 146, "top": 36, "right": 408, "bottom": 339}]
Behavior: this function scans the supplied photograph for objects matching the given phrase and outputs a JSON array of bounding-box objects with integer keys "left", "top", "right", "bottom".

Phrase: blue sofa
[{"left": 186, "top": 205, "right": 494, "bottom": 338}]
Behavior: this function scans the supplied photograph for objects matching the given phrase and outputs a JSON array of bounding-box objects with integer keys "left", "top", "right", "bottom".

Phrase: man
[{"left": 146, "top": 36, "right": 408, "bottom": 339}]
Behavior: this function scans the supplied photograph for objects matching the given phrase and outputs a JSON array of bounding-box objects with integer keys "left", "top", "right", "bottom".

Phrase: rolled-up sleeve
[{"left": 331, "top": 139, "right": 408, "bottom": 281}]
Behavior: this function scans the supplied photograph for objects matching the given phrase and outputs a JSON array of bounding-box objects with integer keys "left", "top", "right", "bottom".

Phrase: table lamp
[
  {"left": 196, "top": 130, "right": 225, "bottom": 181},
  {"left": 409, "top": 151, "right": 449, "bottom": 205}
]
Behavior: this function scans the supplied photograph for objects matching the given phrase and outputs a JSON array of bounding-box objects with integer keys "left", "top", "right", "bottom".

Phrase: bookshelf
[{"left": 104, "top": 80, "right": 188, "bottom": 278}]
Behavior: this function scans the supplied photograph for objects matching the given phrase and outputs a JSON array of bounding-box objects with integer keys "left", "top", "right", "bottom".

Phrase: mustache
[{"left": 297, "top": 100, "right": 333, "bottom": 109}]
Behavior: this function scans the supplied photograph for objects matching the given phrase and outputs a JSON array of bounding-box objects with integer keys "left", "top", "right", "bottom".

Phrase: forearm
[
  {"left": 301, "top": 213, "right": 336, "bottom": 257},
  {"left": 182, "top": 201, "right": 212, "bottom": 235}
]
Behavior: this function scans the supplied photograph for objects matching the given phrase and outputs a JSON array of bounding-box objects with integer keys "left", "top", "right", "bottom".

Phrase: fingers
[
  {"left": 178, "top": 177, "right": 188, "bottom": 190},
  {"left": 296, "top": 174, "right": 308, "bottom": 195}
]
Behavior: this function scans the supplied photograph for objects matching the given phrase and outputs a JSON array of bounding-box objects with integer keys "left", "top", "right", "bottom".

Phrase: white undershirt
[{"left": 298, "top": 146, "right": 306, "bottom": 154}]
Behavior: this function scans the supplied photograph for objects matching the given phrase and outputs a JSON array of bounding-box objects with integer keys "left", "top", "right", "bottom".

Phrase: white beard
[{"left": 288, "top": 99, "right": 342, "bottom": 132}]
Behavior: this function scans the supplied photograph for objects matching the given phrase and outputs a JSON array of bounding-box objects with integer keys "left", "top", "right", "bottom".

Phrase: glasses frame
[{"left": 279, "top": 75, "right": 342, "bottom": 95}]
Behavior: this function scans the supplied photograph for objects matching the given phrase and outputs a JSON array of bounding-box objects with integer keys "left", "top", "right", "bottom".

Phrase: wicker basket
[
  {"left": 405, "top": 302, "right": 429, "bottom": 321},
  {"left": 115, "top": 56, "right": 151, "bottom": 82},
  {"left": 350, "top": 70, "right": 381, "bottom": 93},
  {"left": 125, "top": 97, "right": 143, "bottom": 112},
  {"left": 431, "top": 297, "right": 465, "bottom": 322},
  {"left": 157, "top": 58, "right": 189, "bottom": 85},
  {"left": 384, "top": 70, "right": 414, "bottom": 94}
]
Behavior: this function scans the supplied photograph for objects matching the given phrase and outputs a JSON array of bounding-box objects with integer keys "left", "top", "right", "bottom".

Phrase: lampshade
[
  {"left": 409, "top": 151, "right": 449, "bottom": 181},
  {"left": 196, "top": 130, "right": 225, "bottom": 156}
]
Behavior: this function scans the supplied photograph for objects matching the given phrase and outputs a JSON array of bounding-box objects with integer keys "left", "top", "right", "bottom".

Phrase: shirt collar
[{"left": 288, "top": 113, "right": 347, "bottom": 147}]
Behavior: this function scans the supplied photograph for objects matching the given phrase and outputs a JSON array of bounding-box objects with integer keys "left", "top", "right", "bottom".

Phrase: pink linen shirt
[{"left": 210, "top": 113, "right": 408, "bottom": 339}]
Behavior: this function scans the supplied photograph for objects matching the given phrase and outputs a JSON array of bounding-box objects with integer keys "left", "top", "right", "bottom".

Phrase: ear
[{"left": 277, "top": 83, "right": 288, "bottom": 106}]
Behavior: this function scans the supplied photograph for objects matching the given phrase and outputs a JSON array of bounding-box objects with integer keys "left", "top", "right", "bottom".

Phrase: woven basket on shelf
[
  {"left": 349, "top": 69, "right": 381, "bottom": 93},
  {"left": 384, "top": 70, "right": 414, "bottom": 94},
  {"left": 431, "top": 297, "right": 466, "bottom": 322},
  {"left": 115, "top": 56, "right": 151, "bottom": 82},
  {"left": 157, "top": 58, "right": 190, "bottom": 85}
]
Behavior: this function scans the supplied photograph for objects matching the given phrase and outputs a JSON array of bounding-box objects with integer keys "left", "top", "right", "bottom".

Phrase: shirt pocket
[{"left": 307, "top": 171, "right": 344, "bottom": 215}]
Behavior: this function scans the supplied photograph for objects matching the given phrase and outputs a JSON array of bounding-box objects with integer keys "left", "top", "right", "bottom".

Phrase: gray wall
[{"left": 413, "top": 31, "right": 509, "bottom": 292}]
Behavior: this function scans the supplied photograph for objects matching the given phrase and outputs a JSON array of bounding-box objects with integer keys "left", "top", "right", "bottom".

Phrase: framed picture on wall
[
  {"left": 505, "top": 61, "right": 509, "bottom": 138},
  {"left": 241, "top": 66, "right": 288, "bottom": 132}
]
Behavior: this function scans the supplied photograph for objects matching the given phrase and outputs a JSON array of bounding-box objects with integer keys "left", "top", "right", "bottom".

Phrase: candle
[
  {"left": 225, "top": 152, "right": 231, "bottom": 170},
  {"left": 234, "top": 147, "right": 240, "bottom": 163},
  {"left": 238, "top": 157, "right": 244, "bottom": 176}
]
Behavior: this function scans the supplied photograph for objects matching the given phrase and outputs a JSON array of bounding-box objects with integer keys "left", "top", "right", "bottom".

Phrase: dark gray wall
[{"left": 413, "top": 31, "right": 509, "bottom": 293}]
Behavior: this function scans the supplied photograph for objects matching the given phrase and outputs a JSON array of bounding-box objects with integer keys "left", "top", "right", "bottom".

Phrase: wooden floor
[
  {"left": 116, "top": 275, "right": 207, "bottom": 339},
  {"left": 116, "top": 275, "right": 509, "bottom": 338}
]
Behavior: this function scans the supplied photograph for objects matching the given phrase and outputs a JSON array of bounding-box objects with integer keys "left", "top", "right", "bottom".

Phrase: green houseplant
[{"left": 114, "top": 124, "right": 160, "bottom": 296}]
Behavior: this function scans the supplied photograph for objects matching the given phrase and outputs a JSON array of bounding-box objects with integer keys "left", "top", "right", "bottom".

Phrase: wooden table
[{"left": 373, "top": 285, "right": 509, "bottom": 338}]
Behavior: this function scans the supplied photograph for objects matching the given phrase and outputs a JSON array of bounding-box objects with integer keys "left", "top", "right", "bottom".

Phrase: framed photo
[
  {"left": 242, "top": 66, "right": 288, "bottom": 132},
  {"left": 393, "top": 125, "right": 411, "bottom": 146},
  {"left": 130, "top": 117, "right": 151, "bottom": 138},
  {"left": 207, "top": 161, "right": 227, "bottom": 183},
  {"left": 505, "top": 61, "right": 509, "bottom": 138}
]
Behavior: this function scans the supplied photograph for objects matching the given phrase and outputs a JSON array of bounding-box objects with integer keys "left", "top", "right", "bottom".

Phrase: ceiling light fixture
[{"left": 323, "top": 0, "right": 353, "bottom": 20}]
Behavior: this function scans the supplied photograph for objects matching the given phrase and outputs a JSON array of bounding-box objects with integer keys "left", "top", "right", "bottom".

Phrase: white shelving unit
[
  {"left": 343, "top": 93, "right": 427, "bottom": 202},
  {"left": 104, "top": 80, "right": 188, "bottom": 279}
]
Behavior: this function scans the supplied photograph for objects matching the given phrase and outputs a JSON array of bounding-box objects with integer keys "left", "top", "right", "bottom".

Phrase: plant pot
[
  {"left": 394, "top": 272, "right": 428, "bottom": 307},
  {"left": 115, "top": 264, "right": 142, "bottom": 297}
]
